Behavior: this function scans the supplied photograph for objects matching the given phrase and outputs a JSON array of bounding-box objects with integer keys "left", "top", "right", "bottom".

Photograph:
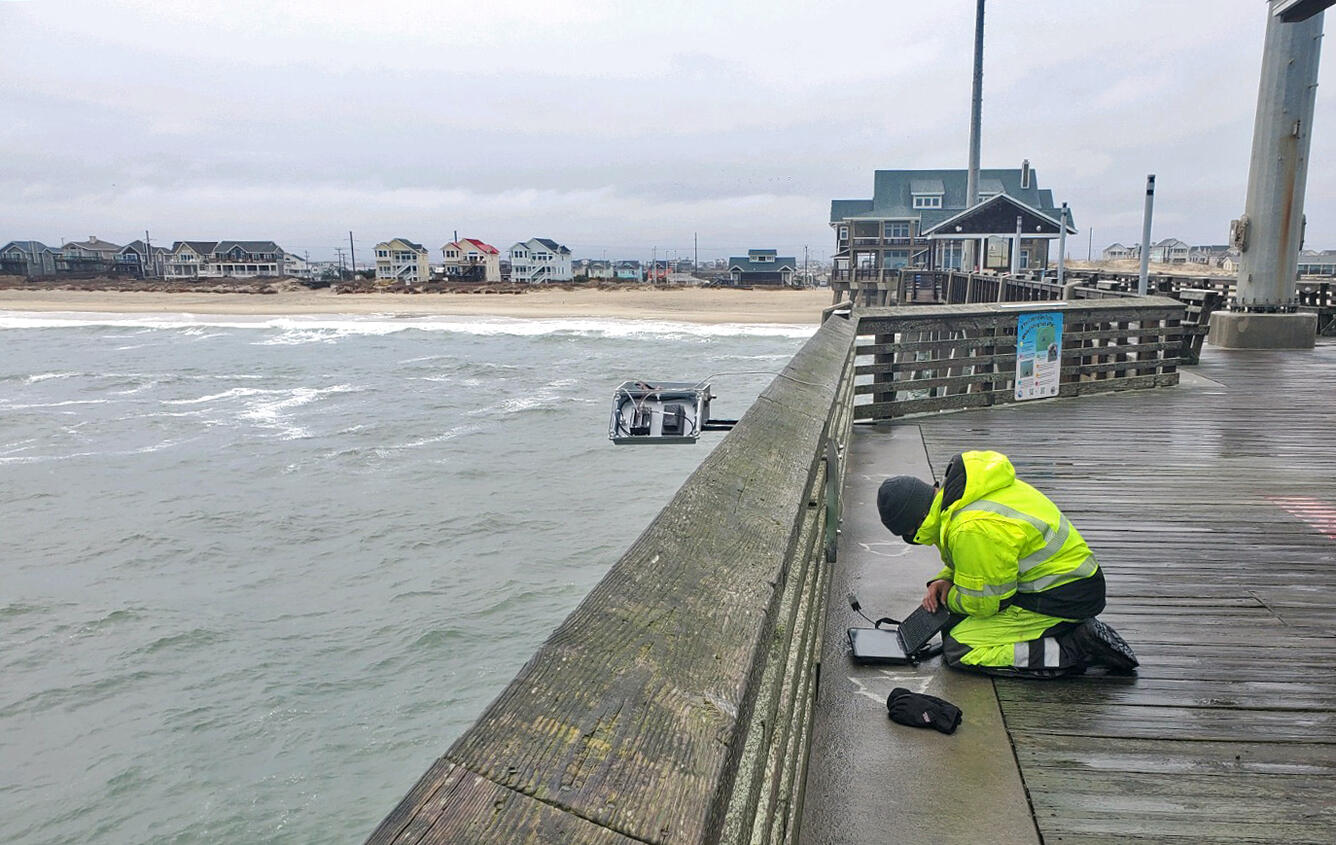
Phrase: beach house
[
  {"left": 200, "top": 241, "right": 286, "bottom": 278},
  {"left": 162, "top": 241, "right": 289, "bottom": 278},
  {"left": 374, "top": 238, "right": 431, "bottom": 284},
  {"left": 1189, "top": 244, "right": 1231, "bottom": 266},
  {"left": 0, "top": 240, "right": 60, "bottom": 277},
  {"left": 614, "top": 260, "right": 643, "bottom": 281},
  {"left": 283, "top": 252, "right": 311, "bottom": 280},
  {"left": 1102, "top": 243, "right": 1139, "bottom": 261},
  {"left": 115, "top": 240, "right": 171, "bottom": 278},
  {"left": 829, "top": 161, "right": 1074, "bottom": 278},
  {"left": 1297, "top": 249, "right": 1336, "bottom": 276},
  {"left": 584, "top": 260, "right": 614, "bottom": 280},
  {"left": 164, "top": 241, "right": 215, "bottom": 278},
  {"left": 441, "top": 238, "right": 501, "bottom": 282},
  {"left": 58, "top": 236, "right": 122, "bottom": 275},
  {"left": 509, "top": 238, "right": 572, "bottom": 283},
  {"left": 1148, "top": 238, "right": 1191, "bottom": 264},
  {"left": 727, "top": 249, "right": 798, "bottom": 286}
]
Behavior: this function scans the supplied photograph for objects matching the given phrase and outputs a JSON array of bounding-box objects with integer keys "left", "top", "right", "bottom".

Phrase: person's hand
[{"left": 923, "top": 579, "right": 952, "bottom": 612}]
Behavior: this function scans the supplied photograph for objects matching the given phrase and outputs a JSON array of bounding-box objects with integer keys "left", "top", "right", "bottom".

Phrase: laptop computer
[{"left": 848, "top": 604, "right": 951, "bottom": 665}]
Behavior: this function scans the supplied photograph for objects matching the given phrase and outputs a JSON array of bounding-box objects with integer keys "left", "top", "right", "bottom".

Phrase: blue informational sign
[{"left": 1015, "top": 311, "right": 1064, "bottom": 401}]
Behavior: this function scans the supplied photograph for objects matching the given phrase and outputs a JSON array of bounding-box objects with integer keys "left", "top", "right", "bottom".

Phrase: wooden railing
[
  {"left": 367, "top": 314, "right": 858, "bottom": 845},
  {"left": 830, "top": 269, "right": 1231, "bottom": 363},
  {"left": 852, "top": 298, "right": 1185, "bottom": 421}
]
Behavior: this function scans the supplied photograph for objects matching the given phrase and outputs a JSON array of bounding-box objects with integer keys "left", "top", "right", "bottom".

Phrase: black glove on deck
[{"left": 886, "top": 687, "right": 962, "bottom": 735}]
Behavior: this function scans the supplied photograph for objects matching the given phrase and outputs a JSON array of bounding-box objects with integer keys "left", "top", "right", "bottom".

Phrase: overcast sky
[{"left": 3, "top": 0, "right": 1334, "bottom": 263}]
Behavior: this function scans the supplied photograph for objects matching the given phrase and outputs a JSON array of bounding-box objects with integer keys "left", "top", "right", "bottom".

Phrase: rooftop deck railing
[{"left": 367, "top": 314, "right": 858, "bottom": 845}]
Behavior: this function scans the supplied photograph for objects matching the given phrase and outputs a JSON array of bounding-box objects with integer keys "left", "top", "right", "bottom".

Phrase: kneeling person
[{"left": 878, "top": 450, "right": 1137, "bottom": 678}]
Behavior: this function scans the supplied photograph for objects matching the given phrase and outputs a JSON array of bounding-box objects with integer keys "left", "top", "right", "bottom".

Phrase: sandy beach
[{"left": 0, "top": 286, "right": 835, "bottom": 325}]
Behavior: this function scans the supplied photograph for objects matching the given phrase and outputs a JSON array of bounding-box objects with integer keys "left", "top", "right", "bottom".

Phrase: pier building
[{"left": 830, "top": 162, "right": 1073, "bottom": 282}]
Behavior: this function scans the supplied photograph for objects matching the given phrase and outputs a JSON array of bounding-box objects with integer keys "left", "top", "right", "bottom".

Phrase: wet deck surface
[{"left": 806, "top": 342, "right": 1336, "bottom": 843}]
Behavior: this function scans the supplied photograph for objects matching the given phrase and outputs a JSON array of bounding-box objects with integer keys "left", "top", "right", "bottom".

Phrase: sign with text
[{"left": 1015, "top": 311, "right": 1063, "bottom": 400}]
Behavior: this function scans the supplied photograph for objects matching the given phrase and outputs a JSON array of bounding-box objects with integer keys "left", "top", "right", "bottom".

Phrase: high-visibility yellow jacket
[{"left": 913, "top": 450, "right": 1105, "bottom": 620}]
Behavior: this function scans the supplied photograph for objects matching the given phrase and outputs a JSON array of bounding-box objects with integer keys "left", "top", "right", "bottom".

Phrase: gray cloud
[{"left": 2, "top": 0, "right": 1333, "bottom": 260}]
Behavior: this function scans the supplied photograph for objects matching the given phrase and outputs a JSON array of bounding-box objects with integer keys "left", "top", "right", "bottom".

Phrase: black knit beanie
[{"left": 877, "top": 476, "right": 936, "bottom": 543}]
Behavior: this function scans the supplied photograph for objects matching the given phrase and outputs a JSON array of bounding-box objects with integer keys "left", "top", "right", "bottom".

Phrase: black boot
[{"left": 1068, "top": 618, "right": 1139, "bottom": 673}]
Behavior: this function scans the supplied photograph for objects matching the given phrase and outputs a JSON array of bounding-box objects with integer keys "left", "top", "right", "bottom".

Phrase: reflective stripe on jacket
[{"left": 913, "top": 450, "right": 1103, "bottom": 619}]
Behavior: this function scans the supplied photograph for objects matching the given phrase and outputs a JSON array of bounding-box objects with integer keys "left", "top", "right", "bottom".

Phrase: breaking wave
[{"left": 0, "top": 311, "right": 815, "bottom": 340}]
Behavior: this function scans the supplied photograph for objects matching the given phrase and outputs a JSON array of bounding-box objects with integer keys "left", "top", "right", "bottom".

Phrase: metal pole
[
  {"left": 1138, "top": 174, "right": 1155, "bottom": 295},
  {"left": 999, "top": 215, "right": 1021, "bottom": 302},
  {"left": 966, "top": 0, "right": 984, "bottom": 208},
  {"left": 349, "top": 231, "right": 356, "bottom": 278},
  {"left": 1057, "top": 203, "right": 1068, "bottom": 286},
  {"left": 963, "top": 0, "right": 985, "bottom": 272},
  {"left": 1235, "top": 1, "right": 1325, "bottom": 310},
  {"left": 1010, "top": 215, "right": 1022, "bottom": 275}
]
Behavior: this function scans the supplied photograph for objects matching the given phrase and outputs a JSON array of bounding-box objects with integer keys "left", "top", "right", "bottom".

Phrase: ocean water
[{"left": 0, "top": 311, "right": 813, "bottom": 844}]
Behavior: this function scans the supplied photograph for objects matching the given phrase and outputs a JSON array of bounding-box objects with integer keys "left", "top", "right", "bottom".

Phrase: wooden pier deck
[{"left": 805, "top": 342, "right": 1336, "bottom": 843}]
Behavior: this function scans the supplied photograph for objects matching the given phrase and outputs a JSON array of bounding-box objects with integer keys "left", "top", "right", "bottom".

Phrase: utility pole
[
  {"left": 1088, "top": 226, "right": 1093, "bottom": 262},
  {"left": 804, "top": 244, "right": 809, "bottom": 287},
  {"left": 963, "top": 0, "right": 985, "bottom": 271},
  {"left": 1217, "top": 0, "right": 1330, "bottom": 348},
  {"left": 1138, "top": 174, "right": 1155, "bottom": 296},
  {"left": 335, "top": 246, "right": 347, "bottom": 279},
  {"left": 144, "top": 229, "right": 153, "bottom": 279},
  {"left": 348, "top": 231, "right": 357, "bottom": 278},
  {"left": 694, "top": 231, "right": 698, "bottom": 272}
]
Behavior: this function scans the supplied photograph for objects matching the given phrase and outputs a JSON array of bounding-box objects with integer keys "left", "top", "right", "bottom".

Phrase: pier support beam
[
  {"left": 1223, "top": 0, "right": 1326, "bottom": 348},
  {"left": 1208, "top": 310, "right": 1318, "bottom": 348}
]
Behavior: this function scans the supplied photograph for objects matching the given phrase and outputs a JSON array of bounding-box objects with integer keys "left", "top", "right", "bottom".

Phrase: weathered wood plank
[
  {"left": 367, "top": 761, "right": 640, "bottom": 845},
  {"left": 1008, "top": 733, "right": 1336, "bottom": 773},
  {"left": 904, "top": 342, "right": 1336, "bottom": 842}
]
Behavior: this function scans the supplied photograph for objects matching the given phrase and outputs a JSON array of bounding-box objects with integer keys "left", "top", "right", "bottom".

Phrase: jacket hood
[{"left": 912, "top": 450, "right": 1017, "bottom": 547}]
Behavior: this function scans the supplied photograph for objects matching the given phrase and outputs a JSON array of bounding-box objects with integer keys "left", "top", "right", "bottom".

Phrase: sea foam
[{"left": 0, "top": 311, "right": 816, "bottom": 340}]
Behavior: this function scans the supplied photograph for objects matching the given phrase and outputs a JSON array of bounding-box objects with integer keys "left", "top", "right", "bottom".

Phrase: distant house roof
[
  {"left": 64, "top": 236, "right": 122, "bottom": 254},
  {"left": 461, "top": 238, "right": 499, "bottom": 254},
  {"left": 2, "top": 240, "right": 57, "bottom": 256},
  {"left": 615, "top": 260, "right": 641, "bottom": 268},
  {"left": 979, "top": 178, "right": 1005, "bottom": 195},
  {"left": 830, "top": 166, "right": 1073, "bottom": 229},
  {"left": 919, "top": 192, "right": 1076, "bottom": 237},
  {"left": 532, "top": 237, "right": 571, "bottom": 255},
  {"left": 1153, "top": 238, "right": 1189, "bottom": 249},
  {"left": 118, "top": 239, "right": 152, "bottom": 255},
  {"left": 173, "top": 240, "right": 219, "bottom": 254},
  {"left": 728, "top": 255, "right": 798, "bottom": 273},
  {"left": 214, "top": 240, "right": 283, "bottom": 255},
  {"left": 378, "top": 238, "right": 427, "bottom": 253}
]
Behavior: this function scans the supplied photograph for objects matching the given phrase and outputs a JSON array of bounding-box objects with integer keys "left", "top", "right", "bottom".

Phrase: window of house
[
  {"left": 884, "top": 251, "right": 910, "bottom": 269},
  {"left": 838, "top": 226, "right": 848, "bottom": 241},
  {"left": 912, "top": 195, "right": 942, "bottom": 209},
  {"left": 884, "top": 222, "right": 911, "bottom": 239}
]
